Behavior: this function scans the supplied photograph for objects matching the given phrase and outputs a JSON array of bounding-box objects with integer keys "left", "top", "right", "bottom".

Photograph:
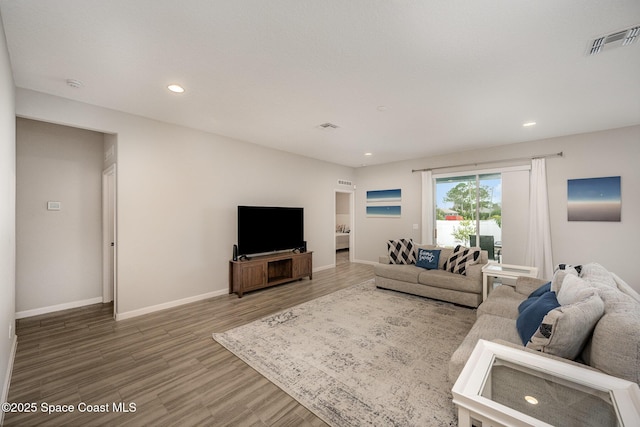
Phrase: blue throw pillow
[
  {"left": 518, "top": 282, "right": 553, "bottom": 314},
  {"left": 518, "top": 297, "right": 539, "bottom": 313},
  {"left": 516, "top": 291, "right": 560, "bottom": 345},
  {"left": 416, "top": 248, "right": 440, "bottom": 270},
  {"left": 528, "top": 282, "right": 551, "bottom": 298}
]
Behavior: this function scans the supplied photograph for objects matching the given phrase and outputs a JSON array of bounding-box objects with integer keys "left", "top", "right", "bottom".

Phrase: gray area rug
[{"left": 212, "top": 280, "right": 476, "bottom": 426}]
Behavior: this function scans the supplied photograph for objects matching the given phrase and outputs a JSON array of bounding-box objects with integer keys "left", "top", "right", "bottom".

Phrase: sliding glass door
[{"left": 435, "top": 173, "right": 502, "bottom": 260}]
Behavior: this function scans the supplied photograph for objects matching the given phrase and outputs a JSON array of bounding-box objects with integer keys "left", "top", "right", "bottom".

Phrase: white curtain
[
  {"left": 421, "top": 171, "right": 434, "bottom": 245},
  {"left": 525, "top": 158, "right": 554, "bottom": 279}
]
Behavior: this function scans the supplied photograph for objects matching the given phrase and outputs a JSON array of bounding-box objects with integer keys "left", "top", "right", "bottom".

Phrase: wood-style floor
[{"left": 5, "top": 252, "right": 373, "bottom": 426}]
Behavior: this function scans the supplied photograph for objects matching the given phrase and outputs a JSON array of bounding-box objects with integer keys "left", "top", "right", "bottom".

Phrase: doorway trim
[
  {"left": 334, "top": 189, "right": 355, "bottom": 263},
  {"left": 102, "top": 164, "right": 117, "bottom": 317}
]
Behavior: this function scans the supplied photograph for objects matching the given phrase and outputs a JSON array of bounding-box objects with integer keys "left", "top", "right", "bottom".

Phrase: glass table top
[{"left": 481, "top": 357, "right": 619, "bottom": 427}]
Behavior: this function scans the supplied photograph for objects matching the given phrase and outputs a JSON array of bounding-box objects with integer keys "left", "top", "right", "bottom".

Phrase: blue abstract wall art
[
  {"left": 366, "top": 205, "right": 402, "bottom": 217},
  {"left": 366, "top": 188, "right": 401, "bottom": 203},
  {"left": 567, "top": 176, "right": 621, "bottom": 222}
]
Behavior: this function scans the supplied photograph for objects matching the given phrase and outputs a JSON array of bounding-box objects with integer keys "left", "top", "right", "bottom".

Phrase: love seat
[
  {"left": 448, "top": 263, "right": 640, "bottom": 390},
  {"left": 375, "top": 244, "right": 489, "bottom": 308}
]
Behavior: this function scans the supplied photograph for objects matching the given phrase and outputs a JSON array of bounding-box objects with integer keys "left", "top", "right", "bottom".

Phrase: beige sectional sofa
[
  {"left": 448, "top": 263, "right": 640, "bottom": 391},
  {"left": 375, "top": 244, "right": 489, "bottom": 308}
]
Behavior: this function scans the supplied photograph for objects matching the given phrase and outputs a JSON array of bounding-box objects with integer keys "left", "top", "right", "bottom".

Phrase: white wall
[
  {"left": 0, "top": 12, "right": 16, "bottom": 413},
  {"left": 355, "top": 126, "right": 640, "bottom": 290},
  {"left": 15, "top": 118, "right": 104, "bottom": 314},
  {"left": 16, "top": 89, "right": 355, "bottom": 317}
]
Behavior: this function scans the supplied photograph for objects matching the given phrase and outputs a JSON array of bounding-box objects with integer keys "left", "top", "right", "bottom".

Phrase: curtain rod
[{"left": 411, "top": 151, "right": 563, "bottom": 173}]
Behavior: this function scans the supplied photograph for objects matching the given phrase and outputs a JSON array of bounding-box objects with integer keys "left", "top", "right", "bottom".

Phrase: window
[{"left": 434, "top": 172, "right": 502, "bottom": 260}]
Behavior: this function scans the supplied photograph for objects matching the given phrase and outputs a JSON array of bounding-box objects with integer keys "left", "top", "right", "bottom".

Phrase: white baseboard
[
  {"left": 115, "top": 289, "right": 228, "bottom": 321},
  {"left": 15, "top": 296, "right": 104, "bottom": 319},
  {"left": 353, "top": 258, "right": 378, "bottom": 266},
  {"left": 1, "top": 334, "right": 18, "bottom": 426},
  {"left": 313, "top": 264, "right": 335, "bottom": 272}
]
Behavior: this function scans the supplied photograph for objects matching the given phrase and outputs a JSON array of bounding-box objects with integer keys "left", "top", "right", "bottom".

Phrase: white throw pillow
[{"left": 557, "top": 274, "right": 594, "bottom": 306}]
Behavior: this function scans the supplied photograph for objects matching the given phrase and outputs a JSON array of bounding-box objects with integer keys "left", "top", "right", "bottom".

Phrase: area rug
[{"left": 212, "top": 280, "right": 476, "bottom": 426}]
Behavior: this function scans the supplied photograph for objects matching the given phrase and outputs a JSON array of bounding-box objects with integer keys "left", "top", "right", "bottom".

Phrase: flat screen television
[{"left": 237, "top": 206, "right": 304, "bottom": 257}]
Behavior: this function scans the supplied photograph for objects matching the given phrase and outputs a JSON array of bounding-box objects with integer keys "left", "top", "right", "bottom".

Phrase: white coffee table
[
  {"left": 481, "top": 262, "right": 539, "bottom": 302},
  {"left": 452, "top": 340, "right": 640, "bottom": 427}
]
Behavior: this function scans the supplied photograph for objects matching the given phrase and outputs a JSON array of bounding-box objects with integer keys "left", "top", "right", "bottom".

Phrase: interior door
[{"left": 102, "top": 165, "right": 116, "bottom": 315}]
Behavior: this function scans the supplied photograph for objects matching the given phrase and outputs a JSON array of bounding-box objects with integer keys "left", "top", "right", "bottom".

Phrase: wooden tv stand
[{"left": 229, "top": 251, "right": 312, "bottom": 297}]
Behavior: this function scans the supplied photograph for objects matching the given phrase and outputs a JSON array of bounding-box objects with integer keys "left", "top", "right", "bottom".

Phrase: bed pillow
[
  {"left": 387, "top": 239, "right": 416, "bottom": 265},
  {"left": 416, "top": 248, "right": 440, "bottom": 270}
]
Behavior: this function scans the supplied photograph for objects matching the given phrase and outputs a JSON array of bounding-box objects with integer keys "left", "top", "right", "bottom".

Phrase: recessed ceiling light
[
  {"left": 167, "top": 84, "right": 185, "bottom": 93},
  {"left": 377, "top": 106, "right": 387, "bottom": 112},
  {"left": 364, "top": 152, "right": 373, "bottom": 156},
  {"left": 523, "top": 121, "right": 537, "bottom": 127},
  {"left": 524, "top": 395, "right": 539, "bottom": 405}
]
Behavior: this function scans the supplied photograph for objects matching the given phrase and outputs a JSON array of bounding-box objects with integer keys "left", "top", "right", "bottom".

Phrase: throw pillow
[
  {"left": 517, "top": 282, "right": 553, "bottom": 314},
  {"left": 557, "top": 274, "right": 594, "bottom": 306},
  {"left": 416, "top": 248, "right": 440, "bottom": 270},
  {"left": 387, "top": 239, "right": 416, "bottom": 265},
  {"left": 527, "top": 291, "right": 605, "bottom": 360},
  {"left": 550, "top": 265, "right": 579, "bottom": 293},
  {"left": 516, "top": 291, "right": 561, "bottom": 345},
  {"left": 528, "top": 282, "right": 551, "bottom": 298},
  {"left": 580, "top": 262, "right": 617, "bottom": 288},
  {"left": 443, "top": 245, "right": 480, "bottom": 275}
]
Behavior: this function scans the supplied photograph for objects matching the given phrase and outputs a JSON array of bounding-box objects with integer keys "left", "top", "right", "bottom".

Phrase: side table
[
  {"left": 481, "top": 262, "right": 538, "bottom": 302},
  {"left": 452, "top": 339, "right": 640, "bottom": 427}
]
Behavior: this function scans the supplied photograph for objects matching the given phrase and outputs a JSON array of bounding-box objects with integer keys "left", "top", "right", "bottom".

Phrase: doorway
[
  {"left": 335, "top": 190, "right": 354, "bottom": 265},
  {"left": 102, "top": 164, "right": 117, "bottom": 317}
]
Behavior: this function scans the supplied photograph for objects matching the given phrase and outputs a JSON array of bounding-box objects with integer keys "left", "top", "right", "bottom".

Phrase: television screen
[{"left": 237, "top": 206, "right": 304, "bottom": 256}]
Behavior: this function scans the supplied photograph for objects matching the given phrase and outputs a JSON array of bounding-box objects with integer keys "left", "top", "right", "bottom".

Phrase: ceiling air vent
[
  {"left": 588, "top": 25, "right": 640, "bottom": 55},
  {"left": 318, "top": 122, "right": 339, "bottom": 130},
  {"left": 337, "top": 179, "right": 353, "bottom": 186}
]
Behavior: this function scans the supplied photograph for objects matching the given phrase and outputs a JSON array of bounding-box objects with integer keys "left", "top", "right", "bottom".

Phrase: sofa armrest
[
  {"left": 379, "top": 256, "right": 390, "bottom": 264},
  {"left": 514, "top": 276, "right": 548, "bottom": 296},
  {"left": 466, "top": 262, "right": 484, "bottom": 284},
  {"left": 492, "top": 339, "right": 599, "bottom": 372}
]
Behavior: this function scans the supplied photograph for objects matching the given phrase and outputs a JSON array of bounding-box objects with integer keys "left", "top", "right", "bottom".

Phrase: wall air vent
[
  {"left": 337, "top": 179, "right": 353, "bottom": 186},
  {"left": 588, "top": 25, "right": 640, "bottom": 55},
  {"left": 318, "top": 122, "right": 339, "bottom": 130}
]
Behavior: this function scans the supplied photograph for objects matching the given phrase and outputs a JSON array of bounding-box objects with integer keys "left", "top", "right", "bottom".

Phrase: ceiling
[{"left": 1, "top": 1, "right": 639, "bottom": 167}]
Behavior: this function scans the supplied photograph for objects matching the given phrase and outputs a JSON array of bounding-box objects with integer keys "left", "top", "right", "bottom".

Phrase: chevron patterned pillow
[
  {"left": 443, "top": 245, "right": 480, "bottom": 275},
  {"left": 387, "top": 239, "right": 416, "bottom": 265}
]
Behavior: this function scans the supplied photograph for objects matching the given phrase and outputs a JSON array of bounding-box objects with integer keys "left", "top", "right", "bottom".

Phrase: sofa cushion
[
  {"left": 527, "top": 290, "right": 604, "bottom": 360},
  {"left": 417, "top": 269, "right": 481, "bottom": 294},
  {"left": 589, "top": 307, "right": 640, "bottom": 385},
  {"left": 374, "top": 263, "right": 421, "bottom": 284},
  {"left": 416, "top": 248, "right": 440, "bottom": 270},
  {"left": 448, "top": 315, "right": 522, "bottom": 384},
  {"left": 443, "top": 245, "right": 480, "bottom": 275},
  {"left": 477, "top": 285, "right": 526, "bottom": 320},
  {"left": 516, "top": 291, "right": 560, "bottom": 345}
]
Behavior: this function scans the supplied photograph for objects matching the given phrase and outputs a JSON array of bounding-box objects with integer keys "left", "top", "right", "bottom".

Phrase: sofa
[
  {"left": 448, "top": 262, "right": 640, "bottom": 393},
  {"left": 375, "top": 243, "right": 489, "bottom": 308}
]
